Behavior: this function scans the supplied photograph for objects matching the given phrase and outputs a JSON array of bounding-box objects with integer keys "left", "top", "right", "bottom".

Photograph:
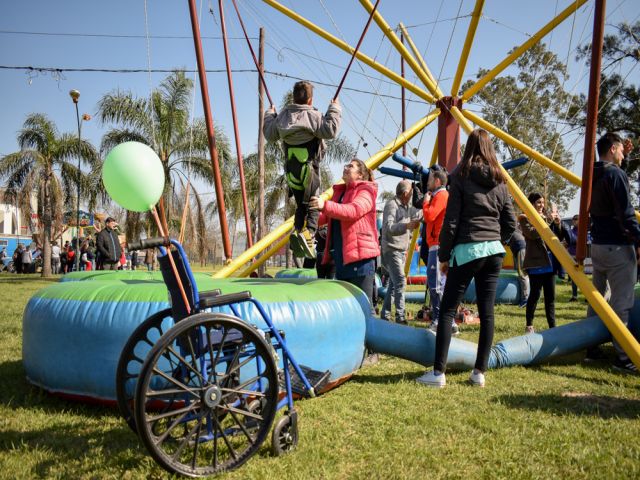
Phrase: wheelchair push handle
[{"left": 128, "top": 236, "right": 170, "bottom": 251}]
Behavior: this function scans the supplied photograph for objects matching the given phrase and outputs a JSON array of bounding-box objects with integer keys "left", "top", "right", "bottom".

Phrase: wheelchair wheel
[
  {"left": 134, "top": 312, "right": 279, "bottom": 477},
  {"left": 272, "top": 411, "right": 298, "bottom": 456},
  {"left": 116, "top": 308, "right": 174, "bottom": 433}
]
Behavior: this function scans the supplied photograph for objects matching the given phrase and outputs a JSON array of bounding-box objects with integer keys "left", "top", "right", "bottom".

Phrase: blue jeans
[{"left": 427, "top": 248, "right": 447, "bottom": 324}]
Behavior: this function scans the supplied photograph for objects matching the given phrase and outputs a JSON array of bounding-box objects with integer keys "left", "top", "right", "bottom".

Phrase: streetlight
[{"left": 69, "top": 89, "right": 82, "bottom": 273}]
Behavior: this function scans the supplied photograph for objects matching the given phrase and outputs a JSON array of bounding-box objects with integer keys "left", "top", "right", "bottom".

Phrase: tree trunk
[{"left": 40, "top": 167, "right": 53, "bottom": 277}]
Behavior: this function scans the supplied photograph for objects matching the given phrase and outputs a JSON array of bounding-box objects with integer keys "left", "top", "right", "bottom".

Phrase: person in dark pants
[
  {"left": 310, "top": 159, "right": 380, "bottom": 312},
  {"left": 96, "top": 217, "right": 122, "bottom": 271},
  {"left": 520, "top": 192, "right": 556, "bottom": 334},
  {"left": 417, "top": 129, "right": 516, "bottom": 388},
  {"left": 588, "top": 132, "right": 640, "bottom": 373}
]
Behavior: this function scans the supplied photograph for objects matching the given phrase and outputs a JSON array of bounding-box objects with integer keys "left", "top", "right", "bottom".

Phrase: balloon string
[{"left": 151, "top": 206, "right": 191, "bottom": 315}]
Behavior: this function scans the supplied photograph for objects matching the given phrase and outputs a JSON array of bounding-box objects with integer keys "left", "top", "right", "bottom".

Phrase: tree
[
  {"left": 98, "top": 70, "right": 232, "bottom": 254},
  {"left": 573, "top": 21, "right": 640, "bottom": 178},
  {"left": 0, "top": 114, "right": 99, "bottom": 276},
  {"left": 462, "top": 42, "right": 579, "bottom": 212}
]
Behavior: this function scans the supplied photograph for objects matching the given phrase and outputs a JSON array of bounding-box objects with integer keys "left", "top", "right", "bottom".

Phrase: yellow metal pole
[
  {"left": 359, "top": 0, "right": 440, "bottom": 99},
  {"left": 214, "top": 109, "right": 440, "bottom": 278},
  {"left": 451, "top": 0, "right": 485, "bottom": 96},
  {"left": 404, "top": 227, "right": 420, "bottom": 276},
  {"left": 462, "top": 109, "right": 582, "bottom": 185},
  {"left": 461, "top": 0, "right": 587, "bottom": 101},
  {"left": 429, "top": 138, "right": 438, "bottom": 167},
  {"left": 398, "top": 23, "right": 443, "bottom": 98},
  {"left": 500, "top": 164, "right": 640, "bottom": 370},
  {"left": 261, "top": 0, "right": 434, "bottom": 103},
  {"left": 450, "top": 106, "right": 474, "bottom": 135},
  {"left": 237, "top": 233, "right": 290, "bottom": 277}
]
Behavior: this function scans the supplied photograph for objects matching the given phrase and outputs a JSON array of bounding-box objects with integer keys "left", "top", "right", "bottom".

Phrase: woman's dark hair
[
  {"left": 527, "top": 192, "right": 543, "bottom": 205},
  {"left": 351, "top": 158, "right": 374, "bottom": 181},
  {"left": 458, "top": 129, "right": 505, "bottom": 183}
]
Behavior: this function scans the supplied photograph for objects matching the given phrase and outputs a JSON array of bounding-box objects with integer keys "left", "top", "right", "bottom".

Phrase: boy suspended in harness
[{"left": 263, "top": 80, "right": 342, "bottom": 258}]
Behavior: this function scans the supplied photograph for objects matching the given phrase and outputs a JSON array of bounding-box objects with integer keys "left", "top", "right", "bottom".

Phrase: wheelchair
[{"left": 116, "top": 237, "right": 328, "bottom": 476}]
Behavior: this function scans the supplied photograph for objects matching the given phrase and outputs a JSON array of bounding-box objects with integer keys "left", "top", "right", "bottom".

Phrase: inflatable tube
[
  {"left": 23, "top": 275, "right": 367, "bottom": 403},
  {"left": 274, "top": 268, "right": 319, "bottom": 279},
  {"left": 378, "top": 271, "right": 521, "bottom": 305},
  {"left": 365, "top": 298, "right": 640, "bottom": 370}
]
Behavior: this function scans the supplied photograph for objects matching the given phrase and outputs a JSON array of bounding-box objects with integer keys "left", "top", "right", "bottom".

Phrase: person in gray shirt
[{"left": 380, "top": 180, "right": 421, "bottom": 324}]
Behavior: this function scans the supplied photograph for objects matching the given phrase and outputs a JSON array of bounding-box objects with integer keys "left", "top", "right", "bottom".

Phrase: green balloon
[{"left": 102, "top": 142, "right": 165, "bottom": 212}]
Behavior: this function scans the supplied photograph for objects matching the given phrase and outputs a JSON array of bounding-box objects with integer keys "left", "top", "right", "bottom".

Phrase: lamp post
[{"left": 69, "top": 89, "right": 82, "bottom": 273}]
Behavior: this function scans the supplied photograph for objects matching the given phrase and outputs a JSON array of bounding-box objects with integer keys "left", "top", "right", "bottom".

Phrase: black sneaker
[
  {"left": 584, "top": 346, "right": 607, "bottom": 362},
  {"left": 613, "top": 359, "right": 639, "bottom": 375},
  {"left": 569, "top": 296, "right": 578, "bottom": 302}
]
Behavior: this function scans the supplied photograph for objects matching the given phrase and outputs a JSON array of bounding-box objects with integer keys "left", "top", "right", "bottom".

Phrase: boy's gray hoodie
[{"left": 263, "top": 103, "right": 342, "bottom": 147}]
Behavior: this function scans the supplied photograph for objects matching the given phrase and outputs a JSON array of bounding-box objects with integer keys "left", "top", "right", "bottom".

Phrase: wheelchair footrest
[{"left": 281, "top": 364, "right": 331, "bottom": 397}]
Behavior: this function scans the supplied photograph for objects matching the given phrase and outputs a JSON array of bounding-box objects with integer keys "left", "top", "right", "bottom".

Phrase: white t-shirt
[{"left": 51, "top": 245, "right": 61, "bottom": 258}]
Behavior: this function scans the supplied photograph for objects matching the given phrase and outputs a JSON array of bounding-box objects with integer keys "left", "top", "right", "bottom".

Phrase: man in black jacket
[
  {"left": 589, "top": 132, "right": 639, "bottom": 374},
  {"left": 96, "top": 217, "right": 122, "bottom": 271}
]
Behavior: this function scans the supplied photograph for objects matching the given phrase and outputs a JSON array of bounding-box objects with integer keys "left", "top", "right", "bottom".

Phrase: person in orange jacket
[{"left": 423, "top": 166, "right": 457, "bottom": 335}]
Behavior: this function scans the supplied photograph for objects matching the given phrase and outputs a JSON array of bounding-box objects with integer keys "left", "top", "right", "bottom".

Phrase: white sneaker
[
  {"left": 416, "top": 370, "right": 446, "bottom": 387},
  {"left": 525, "top": 325, "right": 535, "bottom": 334},
  {"left": 469, "top": 369, "right": 485, "bottom": 387}
]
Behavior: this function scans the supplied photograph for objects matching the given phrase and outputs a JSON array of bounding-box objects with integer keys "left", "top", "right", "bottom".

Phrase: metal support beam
[
  {"left": 359, "top": 0, "right": 440, "bottom": 98},
  {"left": 577, "top": 0, "right": 606, "bottom": 264},
  {"left": 187, "top": 0, "right": 232, "bottom": 260},
  {"left": 261, "top": 0, "right": 434, "bottom": 103},
  {"left": 398, "top": 22, "right": 444, "bottom": 98},
  {"left": 451, "top": 0, "right": 485, "bottom": 96},
  {"left": 462, "top": 0, "right": 587, "bottom": 101},
  {"left": 437, "top": 97, "right": 462, "bottom": 172}
]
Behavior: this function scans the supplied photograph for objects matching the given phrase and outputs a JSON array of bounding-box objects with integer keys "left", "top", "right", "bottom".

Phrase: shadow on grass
[
  {"left": 498, "top": 392, "right": 640, "bottom": 419},
  {"left": 0, "top": 275, "right": 59, "bottom": 285}
]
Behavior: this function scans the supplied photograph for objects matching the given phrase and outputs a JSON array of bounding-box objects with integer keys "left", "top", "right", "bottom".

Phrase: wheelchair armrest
[{"left": 199, "top": 290, "right": 252, "bottom": 309}]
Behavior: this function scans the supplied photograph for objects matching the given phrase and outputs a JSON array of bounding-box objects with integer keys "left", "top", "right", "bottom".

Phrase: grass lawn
[{"left": 0, "top": 273, "right": 639, "bottom": 479}]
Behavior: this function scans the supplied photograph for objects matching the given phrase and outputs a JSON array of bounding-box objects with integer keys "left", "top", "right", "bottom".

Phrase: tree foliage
[
  {"left": 462, "top": 42, "right": 579, "bottom": 212},
  {"left": 0, "top": 114, "right": 100, "bottom": 276}
]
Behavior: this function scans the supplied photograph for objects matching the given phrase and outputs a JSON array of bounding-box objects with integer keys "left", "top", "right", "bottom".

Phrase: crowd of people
[{"left": 4, "top": 216, "right": 157, "bottom": 274}]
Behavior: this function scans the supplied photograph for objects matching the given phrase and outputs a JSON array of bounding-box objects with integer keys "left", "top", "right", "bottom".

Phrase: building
[{"left": 0, "top": 191, "right": 33, "bottom": 255}]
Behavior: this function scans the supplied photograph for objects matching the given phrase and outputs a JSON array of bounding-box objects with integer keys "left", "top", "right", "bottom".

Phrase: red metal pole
[
  {"left": 436, "top": 97, "right": 462, "bottom": 172},
  {"left": 333, "top": 0, "right": 381, "bottom": 101},
  {"left": 230, "top": 0, "right": 274, "bottom": 107},
  {"left": 187, "top": 0, "right": 232, "bottom": 261},
  {"left": 218, "top": 0, "right": 253, "bottom": 248},
  {"left": 576, "top": 0, "right": 606, "bottom": 265},
  {"left": 400, "top": 31, "right": 406, "bottom": 157}
]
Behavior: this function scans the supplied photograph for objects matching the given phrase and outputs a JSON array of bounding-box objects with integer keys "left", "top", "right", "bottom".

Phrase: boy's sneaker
[
  {"left": 569, "top": 296, "right": 578, "bottom": 302},
  {"left": 416, "top": 370, "right": 446, "bottom": 387},
  {"left": 612, "top": 359, "right": 639, "bottom": 375},
  {"left": 298, "top": 229, "right": 317, "bottom": 259},
  {"left": 469, "top": 369, "right": 485, "bottom": 387},
  {"left": 525, "top": 325, "right": 535, "bottom": 334},
  {"left": 429, "top": 322, "right": 438, "bottom": 333},
  {"left": 289, "top": 230, "right": 306, "bottom": 258},
  {"left": 584, "top": 346, "right": 607, "bottom": 363},
  {"left": 518, "top": 298, "right": 528, "bottom": 308},
  {"left": 452, "top": 323, "right": 460, "bottom": 336}
]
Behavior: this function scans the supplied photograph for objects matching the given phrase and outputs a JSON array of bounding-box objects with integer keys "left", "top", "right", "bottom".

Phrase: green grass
[{"left": 0, "top": 274, "right": 639, "bottom": 479}]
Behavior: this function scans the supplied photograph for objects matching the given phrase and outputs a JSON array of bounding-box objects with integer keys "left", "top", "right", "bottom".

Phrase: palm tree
[
  {"left": 97, "top": 70, "right": 232, "bottom": 247},
  {"left": 0, "top": 114, "right": 99, "bottom": 277}
]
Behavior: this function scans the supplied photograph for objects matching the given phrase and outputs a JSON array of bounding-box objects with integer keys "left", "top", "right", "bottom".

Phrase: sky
[{"left": 1, "top": 0, "right": 639, "bottom": 220}]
